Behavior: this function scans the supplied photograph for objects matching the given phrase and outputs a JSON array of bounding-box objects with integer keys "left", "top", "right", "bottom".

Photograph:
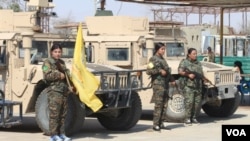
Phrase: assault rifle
[
  {"left": 184, "top": 67, "right": 215, "bottom": 87},
  {"left": 159, "top": 68, "right": 173, "bottom": 129},
  {"left": 55, "top": 61, "right": 75, "bottom": 93}
]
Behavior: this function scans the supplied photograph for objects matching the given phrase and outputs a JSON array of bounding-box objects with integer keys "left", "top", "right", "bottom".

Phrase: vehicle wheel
[
  {"left": 97, "top": 91, "right": 142, "bottom": 130},
  {"left": 65, "top": 94, "right": 86, "bottom": 136},
  {"left": 35, "top": 89, "right": 85, "bottom": 136},
  {"left": 202, "top": 91, "right": 241, "bottom": 117},
  {"left": 165, "top": 85, "right": 186, "bottom": 122}
]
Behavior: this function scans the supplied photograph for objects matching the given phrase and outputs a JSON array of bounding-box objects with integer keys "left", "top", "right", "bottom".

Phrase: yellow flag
[{"left": 71, "top": 23, "right": 103, "bottom": 112}]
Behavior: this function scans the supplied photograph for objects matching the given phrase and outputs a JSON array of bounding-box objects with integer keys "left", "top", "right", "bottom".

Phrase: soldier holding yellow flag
[{"left": 42, "top": 44, "right": 72, "bottom": 141}]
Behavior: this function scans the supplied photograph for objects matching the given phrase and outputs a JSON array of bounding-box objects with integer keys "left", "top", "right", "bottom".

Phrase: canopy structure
[
  {"left": 117, "top": 0, "right": 250, "bottom": 8},
  {"left": 117, "top": 0, "right": 250, "bottom": 64}
]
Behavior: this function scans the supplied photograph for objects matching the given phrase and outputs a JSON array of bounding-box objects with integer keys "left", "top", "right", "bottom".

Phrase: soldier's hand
[
  {"left": 188, "top": 74, "right": 195, "bottom": 79},
  {"left": 170, "top": 81, "right": 176, "bottom": 86},
  {"left": 68, "top": 86, "right": 77, "bottom": 94},
  {"left": 160, "top": 69, "right": 167, "bottom": 76},
  {"left": 60, "top": 72, "right": 65, "bottom": 80}
]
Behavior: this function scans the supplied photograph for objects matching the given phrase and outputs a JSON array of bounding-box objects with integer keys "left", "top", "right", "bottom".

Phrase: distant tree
[
  {"left": 8, "top": 2, "right": 22, "bottom": 12},
  {"left": 149, "top": 5, "right": 181, "bottom": 22},
  {"left": 0, "top": 0, "right": 24, "bottom": 11},
  {"left": 50, "top": 12, "right": 76, "bottom": 36},
  {"left": 238, "top": 21, "right": 250, "bottom": 34}
]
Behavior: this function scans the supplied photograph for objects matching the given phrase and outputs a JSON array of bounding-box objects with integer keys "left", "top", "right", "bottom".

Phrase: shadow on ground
[
  {"left": 74, "top": 118, "right": 152, "bottom": 140},
  {"left": 140, "top": 108, "right": 248, "bottom": 125},
  {"left": 0, "top": 116, "right": 41, "bottom": 133},
  {"left": 0, "top": 106, "right": 249, "bottom": 137}
]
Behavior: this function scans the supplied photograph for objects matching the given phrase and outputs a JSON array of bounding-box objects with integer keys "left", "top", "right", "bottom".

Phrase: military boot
[
  {"left": 59, "top": 134, "right": 72, "bottom": 141},
  {"left": 160, "top": 122, "right": 171, "bottom": 130},
  {"left": 152, "top": 125, "right": 161, "bottom": 131},
  {"left": 184, "top": 119, "right": 192, "bottom": 126},
  {"left": 192, "top": 118, "right": 200, "bottom": 124},
  {"left": 49, "top": 135, "right": 63, "bottom": 141}
]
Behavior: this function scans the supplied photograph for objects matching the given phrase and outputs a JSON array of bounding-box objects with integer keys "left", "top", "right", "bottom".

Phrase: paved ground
[{"left": 0, "top": 106, "right": 249, "bottom": 141}]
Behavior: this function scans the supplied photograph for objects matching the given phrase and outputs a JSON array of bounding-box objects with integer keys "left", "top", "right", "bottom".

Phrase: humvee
[
  {"left": 0, "top": 0, "right": 150, "bottom": 135},
  {"left": 80, "top": 15, "right": 241, "bottom": 122},
  {"left": 149, "top": 22, "right": 241, "bottom": 121},
  {"left": 0, "top": 0, "right": 241, "bottom": 135}
]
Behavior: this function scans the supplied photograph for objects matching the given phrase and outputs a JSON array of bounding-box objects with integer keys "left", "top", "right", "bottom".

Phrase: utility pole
[
  {"left": 94, "top": 0, "right": 97, "bottom": 12},
  {"left": 100, "top": 0, "right": 105, "bottom": 10}
]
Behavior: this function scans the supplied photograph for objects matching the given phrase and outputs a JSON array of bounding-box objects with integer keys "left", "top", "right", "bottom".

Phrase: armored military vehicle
[
  {"left": 148, "top": 22, "right": 241, "bottom": 121},
  {"left": 80, "top": 15, "right": 241, "bottom": 122},
  {"left": 0, "top": 0, "right": 241, "bottom": 135},
  {"left": 0, "top": 0, "right": 151, "bottom": 135}
]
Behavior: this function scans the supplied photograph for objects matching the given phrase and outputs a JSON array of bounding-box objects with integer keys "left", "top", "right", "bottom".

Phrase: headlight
[
  {"left": 214, "top": 72, "right": 220, "bottom": 84},
  {"left": 101, "top": 76, "right": 109, "bottom": 89},
  {"left": 131, "top": 76, "right": 139, "bottom": 88}
]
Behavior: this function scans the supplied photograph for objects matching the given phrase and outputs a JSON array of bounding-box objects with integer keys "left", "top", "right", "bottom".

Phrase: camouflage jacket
[
  {"left": 208, "top": 52, "right": 215, "bottom": 63},
  {"left": 146, "top": 55, "right": 173, "bottom": 87},
  {"left": 178, "top": 58, "right": 203, "bottom": 88},
  {"left": 42, "top": 58, "right": 70, "bottom": 93}
]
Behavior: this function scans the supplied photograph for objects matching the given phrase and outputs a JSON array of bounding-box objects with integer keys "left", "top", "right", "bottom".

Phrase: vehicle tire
[
  {"left": 97, "top": 91, "right": 142, "bottom": 130},
  {"left": 35, "top": 89, "right": 85, "bottom": 136},
  {"left": 202, "top": 91, "right": 241, "bottom": 117},
  {"left": 165, "top": 84, "right": 186, "bottom": 122},
  {"left": 65, "top": 94, "right": 86, "bottom": 136}
]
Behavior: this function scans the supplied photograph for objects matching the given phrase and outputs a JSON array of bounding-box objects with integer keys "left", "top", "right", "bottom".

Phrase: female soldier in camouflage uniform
[
  {"left": 42, "top": 44, "right": 72, "bottom": 141},
  {"left": 146, "top": 42, "right": 175, "bottom": 131},
  {"left": 178, "top": 48, "right": 203, "bottom": 126}
]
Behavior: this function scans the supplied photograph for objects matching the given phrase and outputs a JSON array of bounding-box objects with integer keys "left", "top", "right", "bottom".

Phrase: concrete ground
[{"left": 0, "top": 106, "right": 249, "bottom": 141}]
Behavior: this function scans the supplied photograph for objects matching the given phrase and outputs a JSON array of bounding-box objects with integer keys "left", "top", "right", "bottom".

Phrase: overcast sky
[{"left": 52, "top": 0, "right": 244, "bottom": 31}]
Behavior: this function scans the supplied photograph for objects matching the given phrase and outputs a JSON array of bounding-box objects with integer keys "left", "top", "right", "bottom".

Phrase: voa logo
[{"left": 226, "top": 129, "right": 246, "bottom": 136}]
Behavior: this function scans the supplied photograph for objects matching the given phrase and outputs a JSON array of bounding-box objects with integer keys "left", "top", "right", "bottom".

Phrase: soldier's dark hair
[
  {"left": 154, "top": 42, "right": 165, "bottom": 54},
  {"left": 207, "top": 46, "right": 212, "bottom": 51},
  {"left": 234, "top": 60, "right": 244, "bottom": 74},
  {"left": 187, "top": 48, "right": 196, "bottom": 58},
  {"left": 50, "top": 43, "right": 62, "bottom": 52}
]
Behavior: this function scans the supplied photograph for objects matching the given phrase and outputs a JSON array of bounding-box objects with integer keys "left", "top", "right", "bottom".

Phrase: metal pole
[
  {"left": 186, "top": 12, "right": 188, "bottom": 25},
  {"left": 245, "top": 8, "right": 247, "bottom": 32},
  {"left": 199, "top": 7, "right": 201, "bottom": 24},
  {"left": 228, "top": 9, "right": 230, "bottom": 28},
  {"left": 220, "top": 8, "right": 224, "bottom": 64},
  {"left": 242, "top": 11, "right": 245, "bottom": 33},
  {"left": 214, "top": 13, "right": 216, "bottom": 25}
]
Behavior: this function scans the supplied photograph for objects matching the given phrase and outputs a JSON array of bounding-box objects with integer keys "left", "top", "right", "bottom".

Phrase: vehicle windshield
[
  {"left": 54, "top": 41, "right": 75, "bottom": 58},
  {"left": 20, "top": 41, "right": 76, "bottom": 64},
  {"left": 31, "top": 41, "right": 75, "bottom": 59},
  {"left": 107, "top": 48, "right": 129, "bottom": 61},
  {"left": 166, "top": 42, "right": 185, "bottom": 57}
]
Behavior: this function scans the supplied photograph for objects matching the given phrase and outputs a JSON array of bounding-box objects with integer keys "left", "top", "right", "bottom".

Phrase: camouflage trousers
[
  {"left": 48, "top": 91, "right": 68, "bottom": 136},
  {"left": 151, "top": 84, "right": 168, "bottom": 126},
  {"left": 183, "top": 86, "right": 202, "bottom": 120}
]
